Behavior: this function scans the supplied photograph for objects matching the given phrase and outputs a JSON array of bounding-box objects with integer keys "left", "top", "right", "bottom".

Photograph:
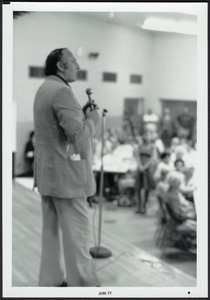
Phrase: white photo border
[{"left": 3, "top": 2, "right": 208, "bottom": 298}]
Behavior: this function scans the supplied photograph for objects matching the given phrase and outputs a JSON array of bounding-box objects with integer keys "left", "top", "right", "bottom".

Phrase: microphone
[
  {"left": 85, "top": 88, "right": 108, "bottom": 114},
  {"left": 86, "top": 88, "right": 95, "bottom": 111},
  {"left": 86, "top": 88, "right": 92, "bottom": 98},
  {"left": 102, "top": 109, "right": 108, "bottom": 116}
]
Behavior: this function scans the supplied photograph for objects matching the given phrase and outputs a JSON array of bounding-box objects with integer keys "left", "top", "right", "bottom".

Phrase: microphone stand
[{"left": 90, "top": 109, "right": 112, "bottom": 259}]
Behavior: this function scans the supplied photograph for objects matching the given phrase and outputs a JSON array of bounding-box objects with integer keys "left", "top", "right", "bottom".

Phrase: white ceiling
[{"left": 77, "top": 11, "right": 197, "bottom": 32}]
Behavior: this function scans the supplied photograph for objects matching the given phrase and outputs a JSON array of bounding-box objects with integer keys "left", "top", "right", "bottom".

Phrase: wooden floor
[{"left": 12, "top": 180, "right": 196, "bottom": 288}]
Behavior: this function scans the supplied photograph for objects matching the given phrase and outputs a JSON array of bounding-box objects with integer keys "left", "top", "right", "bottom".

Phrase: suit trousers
[{"left": 38, "top": 195, "right": 99, "bottom": 287}]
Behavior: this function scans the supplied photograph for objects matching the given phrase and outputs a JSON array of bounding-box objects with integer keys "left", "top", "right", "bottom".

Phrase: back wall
[{"left": 13, "top": 12, "right": 197, "bottom": 175}]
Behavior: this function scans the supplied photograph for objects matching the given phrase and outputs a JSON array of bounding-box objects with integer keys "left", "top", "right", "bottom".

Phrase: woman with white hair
[{"left": 165, "top": 172, "right": 196, "bottom": 231}]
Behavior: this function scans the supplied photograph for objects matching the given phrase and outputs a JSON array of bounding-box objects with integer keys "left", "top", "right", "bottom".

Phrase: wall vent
[
  {"left": 29, "top": 66, "right": 45, "bottom": 78},
  {"left": 103, "top": 72, "right": 117, "bottom": 82},
  {"left": 77, "top": 70, "right": 87, "bottom": 80},
  {"left": 130, "top": 74, "right": 142, "bottom": 84}
]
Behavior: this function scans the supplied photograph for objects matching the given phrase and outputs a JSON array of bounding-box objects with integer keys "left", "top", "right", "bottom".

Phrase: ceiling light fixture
[
  {"left": 109, "top": 12, "right": 115, "bottom": 18},
  {"left": 141, "top": 17, "right": 197, "bottom": 35}
]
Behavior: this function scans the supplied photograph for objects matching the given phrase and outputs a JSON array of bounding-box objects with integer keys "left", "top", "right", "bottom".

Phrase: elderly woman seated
[{"left": 165, "top": 171, "right": 196, "bottom": 232}]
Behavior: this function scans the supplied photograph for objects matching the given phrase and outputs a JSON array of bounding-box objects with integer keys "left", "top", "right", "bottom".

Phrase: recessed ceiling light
[{"left": 109, "top": 12, "right": 115, "bottom": 18}]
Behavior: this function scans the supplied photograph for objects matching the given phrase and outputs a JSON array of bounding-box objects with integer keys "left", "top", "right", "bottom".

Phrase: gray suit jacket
[{"left": 33, "top": 75, "right": 96, "bottom": 198}]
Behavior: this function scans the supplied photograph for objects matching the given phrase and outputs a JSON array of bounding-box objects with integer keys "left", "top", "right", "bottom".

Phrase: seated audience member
[
  {"left": 155, "top": 169, "right": 170, "bottom": 202},
  {"left": 173, "top": 159, "right": 196, "bottom": 200},
  {"left": 187, "top": 140, "right": 197, "bottom": 168},
  {"left": 174, "top": 158, "right": 185, "bottom": 174},
  {"left": 170, "top": 136, "right": 180, "bottom": 153},
  {"left": 180, "top": 136, "right": 189, "bottom": 145},
  {"left": 93, "top": 137, "right": 102, "bottom": 161},
  {"left": 187, "top": 139, "right": 194, "bottom": 149},
  {"left": 170, "top": 145, "right": 193, "bottom": 169},
  {"left": 24, "top": 130, "right": 35, "bottom": 175},
  {"left": 182, "top": 166, "right": 196, "bottom": 202},
  {"left": 173, "top": 158, "right": 186, "bottom": 186},
  {"left": 122, "top": 117, "right": 134, "bottom": 143},
  {"left": 181, "top": 138, "right": 196, "bottom": 163},
  {"left": 185, "top": 165, "right": 196, "bottom": 190},
  {"left": 153, "top": 152, "right": 173, "bottom": 184},
  {"left": 165, "top": 172, "right": 196, "bottom": 231},
  {"left": 106, "top": 128, "right": 120, "bottom": 150},
  {"left": 94, "top": 129, "right": 119, "bottom": 159},
  {"left": 103, "top": 130, "right": 116, "bottom": 154},
  {"left": 179, "top": 138, "right": 196, "bottom": 165},
  {"left": 115, "top": 126, "right": 127, "bottom": 144}
]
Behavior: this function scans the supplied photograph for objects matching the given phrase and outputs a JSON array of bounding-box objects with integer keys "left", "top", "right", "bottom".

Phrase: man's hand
[
  {"left": 86, "top": 107, "right": 100, "bottom": 125},
  {"left": 26, "top": 151, "right": 34, "bottom": 158},
  {"left": 82, "top": 101, "right": 97, "bottom": 114},
  {"left": 83, "top": 102, "right": 91, "bottom": 114}
]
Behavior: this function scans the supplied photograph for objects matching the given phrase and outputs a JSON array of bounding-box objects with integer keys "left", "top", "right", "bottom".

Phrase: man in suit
[{"left": 33, "top": 48, "right": 100, "bottom": 286}]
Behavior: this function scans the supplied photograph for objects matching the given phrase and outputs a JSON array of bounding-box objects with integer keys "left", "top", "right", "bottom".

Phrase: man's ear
[{"left": 56, "top": 61, "right": 65, "bottom": 72}]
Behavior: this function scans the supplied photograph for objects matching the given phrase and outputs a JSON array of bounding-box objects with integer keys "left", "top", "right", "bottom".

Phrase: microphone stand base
[{"left": 90, "top": 246, "right": 112, "bottom": 259}]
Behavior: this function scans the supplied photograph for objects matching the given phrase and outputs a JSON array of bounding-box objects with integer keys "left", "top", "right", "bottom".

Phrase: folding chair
[{"left": 155, "top": 195, "right": 196, "bottom": 253}]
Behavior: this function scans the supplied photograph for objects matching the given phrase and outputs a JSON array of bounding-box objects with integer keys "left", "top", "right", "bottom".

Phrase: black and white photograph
[{"left": 2, "top": 2, "right": 208, "bottom": 298}]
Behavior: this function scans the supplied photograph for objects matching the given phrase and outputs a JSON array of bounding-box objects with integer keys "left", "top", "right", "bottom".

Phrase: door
[
  {"left": 160, "top": 99, "right": 197, "bottom": 120},
  {"left": 160, "top": 99, "right": 197, "bottom": 140},
  {"left": 124, "top": 98, "right": 144, "bottom": 134}
]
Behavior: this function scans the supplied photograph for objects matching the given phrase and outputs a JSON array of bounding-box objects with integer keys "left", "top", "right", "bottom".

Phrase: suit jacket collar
[{"left": 47, "top": 75, "right": 71, "bottom": 87}]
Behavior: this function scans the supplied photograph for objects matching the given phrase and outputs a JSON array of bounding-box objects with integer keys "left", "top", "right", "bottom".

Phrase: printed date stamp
[{"left": 98, "top": 291, "right": 112, "bottom": 295}]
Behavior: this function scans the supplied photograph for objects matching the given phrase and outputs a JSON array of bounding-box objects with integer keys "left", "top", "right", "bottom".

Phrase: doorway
[
  {"left": 123, "top": 98, "right": 144, "bottom": 133},
  {"left": 160, "top": 99, "right": 197, "bottom": 120}
]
